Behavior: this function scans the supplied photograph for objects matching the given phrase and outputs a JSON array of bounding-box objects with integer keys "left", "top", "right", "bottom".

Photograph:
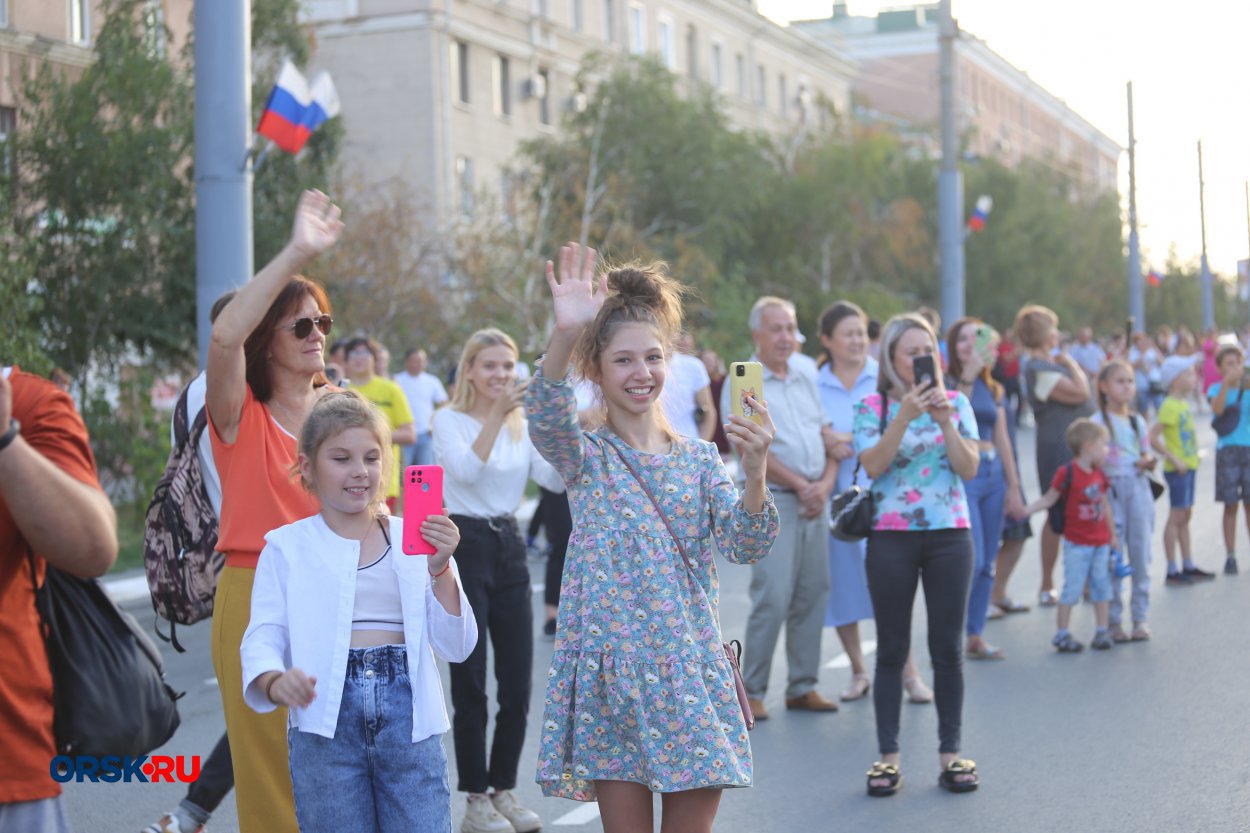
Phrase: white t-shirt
[
  {"left": 170, "top": 372, "right": 223, "bottom": 517},
  {"left": 393, "top": 371, "right": 448, "bottom": 434},
  {"left": 432, "top": 408, "right": 565, "bottom": 518},
  {"left": 659, "top": 353, "right": 711, "bottom": 439}
]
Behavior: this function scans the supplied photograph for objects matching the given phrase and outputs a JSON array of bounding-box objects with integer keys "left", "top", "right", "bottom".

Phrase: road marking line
[
  {"left": 204, "top": 678, "right": 219, "bottom": 687},
  {"left": 825, "top": 639, "right": 877, "bottom": 669},
  {"left": 554, "top": 803, "right": 601, "bottom": 826}
]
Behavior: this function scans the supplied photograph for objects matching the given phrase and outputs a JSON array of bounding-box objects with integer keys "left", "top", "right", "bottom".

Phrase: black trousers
[
  {"left": 183, "top": 731, "right": 233, "bottom": 818},
  {"left": 866, "top": 529, "right": 973, "bottom": 755},
  {"left": 538, "top": 488, "right": 572, "bottom": 608},
  {"left": 448, "top": 514, "right": 534, "bottom": 793}
]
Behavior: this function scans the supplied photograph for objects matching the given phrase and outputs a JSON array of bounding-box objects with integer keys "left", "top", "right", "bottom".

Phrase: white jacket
[{"left": 241, "top": 513, "right": 477, "bottom": 742}]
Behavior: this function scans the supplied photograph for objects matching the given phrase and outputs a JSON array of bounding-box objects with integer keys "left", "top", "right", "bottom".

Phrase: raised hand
[
  {"left": 727, "top": 396, "right": 776, "bottom": 479},
  {"left": 545, "top": 243, "right": 605, "bottom": 334},
  {"left": 289, "top": 189, "right": 344, "bottom": 259}
]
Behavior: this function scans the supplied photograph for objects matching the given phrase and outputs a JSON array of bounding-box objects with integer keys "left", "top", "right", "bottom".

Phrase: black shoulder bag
[
  {"left": 829, "top": 399, "right": 890, "bottom": 542},
  {"left": 29, "top": 550, "right": 183, "bottom": 758},
  {"left": 1213, "top": 385, "right": 1244, "bottom": 438}
]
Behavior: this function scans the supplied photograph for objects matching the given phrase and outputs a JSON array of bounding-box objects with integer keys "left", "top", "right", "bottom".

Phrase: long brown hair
[
  {"left": 946, "top": 317, "right": 1003, "bottom": 402},
  {"left": 243, "top": 277, "right": 332, "bottom": 402},
  {"left": 816, "top": 300, "right": 867, "bottom": 370}
]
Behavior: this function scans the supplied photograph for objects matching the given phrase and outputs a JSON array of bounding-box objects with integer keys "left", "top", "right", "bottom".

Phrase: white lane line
[
  {"left": 203, "top": 678, "right": 219, "bottom": 687},
  {"left": 554, "top": 803, "right": 601, "bottom": 826},
  {"left": 825, "top": 639, "right": 877, "bottom": 669}
]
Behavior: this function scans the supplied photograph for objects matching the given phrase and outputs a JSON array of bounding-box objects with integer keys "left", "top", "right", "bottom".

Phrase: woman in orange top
[{"left": 205, "top": 190, "right": 343, "bottom": 833}]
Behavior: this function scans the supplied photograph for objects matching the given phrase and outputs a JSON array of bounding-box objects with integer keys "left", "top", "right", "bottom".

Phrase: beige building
[
  {"left": 793, "top": 2, "right": 1120, "bottom": 194},
  {"left": 304, "top": 0, "right": 856, "bottom": 224},
  {"left": 0, "top": 0, "right": 191, "bottom": 150}
]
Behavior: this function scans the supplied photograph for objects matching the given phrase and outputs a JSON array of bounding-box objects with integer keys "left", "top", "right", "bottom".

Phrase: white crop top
[{"left": 353, "top": 545, "right": 404, "bottom": 633}]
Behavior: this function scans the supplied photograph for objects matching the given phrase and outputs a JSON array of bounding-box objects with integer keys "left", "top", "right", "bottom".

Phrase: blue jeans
[
  {"left": 1060, "top": 542, "right": 1112, "bottom": 606},
  {"left": 288, "top": 645, "right": 452, "bottom": 833},
  {"left": 964, "top": 452, "right": 1006, "bottom": 636},
  {"left": 408, "top": 432, "right": 435, "bottom": 468}
]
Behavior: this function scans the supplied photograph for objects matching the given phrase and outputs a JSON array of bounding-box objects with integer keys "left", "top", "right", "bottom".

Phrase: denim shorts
[
  {"left": 1060, "top": 541, "right": 1112, "bottom": 606},
  {"left": 1164, "top": 470, "right": 1196, "bottom": 509},
  {"left": 287, "top": 645, "right": 452, "bottom": 833}
]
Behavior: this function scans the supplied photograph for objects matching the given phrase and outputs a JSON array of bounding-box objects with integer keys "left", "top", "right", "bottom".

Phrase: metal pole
[
  {"left": 1244, "top": 180, "right": 1249, "bottom": 329},
  {"left": 937, "top": 0, "right": 964, "bottom": 331},
  {"left": 1126, "top": 82, "right": 1144, "bottom": 331},
  {"left": 194, "top": 0, "right": 254, "bottom": 369},
  {"left": 1198, "top": 140, "right": 1214, "bottom": 330}
]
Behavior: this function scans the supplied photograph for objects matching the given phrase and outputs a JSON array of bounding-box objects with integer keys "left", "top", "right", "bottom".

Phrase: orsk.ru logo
[{"left": 50, "top": 755, "right": 201, "bottom": 783}]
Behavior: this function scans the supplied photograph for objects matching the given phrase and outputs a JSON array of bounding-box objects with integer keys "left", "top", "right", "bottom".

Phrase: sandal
[
  {"left": 986, "top": 606, "right": 1006, "bottom": 620},
  {"left": 1052, "top": 633, "right": 1084, "bottom": 653},
  {"left": 841, "top": 672, "right": 871, "bottom": 702},
  {"left": 866, "top": 762, "right": 903, "bottom": 797},
  {"left": 1131, "top": 623, "right": 1152, "bottom": 641},
  {"left": 993, "top": 597, "right": 1031, "bottom": 614},
  {"left": 1108, "top": 624, "right": 1131, "bottom": 644},
  {"left": 903, "top": 675, "right": 934, "bottom": 704},
  {"left": 1038, "top": 590, "right": 1058, "bottom": 607},
  {"left": 938, "top": 759, "right": 979, "bottom": 793},
  {"left": 966, "top": 641, "right": 1006, "bottom": 660}
]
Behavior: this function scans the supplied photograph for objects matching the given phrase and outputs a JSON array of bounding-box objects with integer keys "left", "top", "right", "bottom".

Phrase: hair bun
[{"left": 607, "top": 265, "right": 667, "bottom": 305}]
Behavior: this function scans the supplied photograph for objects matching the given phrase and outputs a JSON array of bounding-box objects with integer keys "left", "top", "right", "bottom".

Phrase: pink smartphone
[{"left": 402, "top": 465, "right": 445, "bottom": 556}]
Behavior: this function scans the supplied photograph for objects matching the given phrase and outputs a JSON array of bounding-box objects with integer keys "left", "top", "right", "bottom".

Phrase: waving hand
[{"left": 546, "top": 243, "right": 605, "bottom": 334}]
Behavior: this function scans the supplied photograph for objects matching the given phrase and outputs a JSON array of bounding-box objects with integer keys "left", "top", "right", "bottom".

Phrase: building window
[
  {"left": 456, "top": 156, "right": 475, "bottom": 217},
  {"left": 537, "top": 68, "right": 551, "bottom": 125},
  {"left": 604, "top": 0, "right": 615, "bottom": 43},
  {"left": 0, "top": 106, "right": 14, "bottom": 176},
  {"left": 685, "top": 25, "right": 697, "bottom": 78},
  {"left": 657, "top": 15, "right": 675, "bottom": 69},
  {"left": 572, "top": 0, "right": 583, "bottom": 32},
  {"left": 142, "top": 0, "right": 166, "bottom": 58},
  {"left": 778, "top": 73, "right": 787, "bottom": 116},
  {"left": 532, "top": 0, "right": 548, "bottom": 18},
  {"left": 710, "top": 42, "right": 722, "bottom": 88},
  {"left": 493, "top": 55, "right": 511, "bottom": 117},
  {"left": 756, "top": 65, "right": 766, "bottom": 107},
  {"left": 500, "top": 170, "right": 515, "bottom": 224},
  {"left": 0, "top": 1, "right": 7, "bottom": 28},
  {"left": 735, "top": 53, "right": 744, "bottom": 98},
  {"left": 628, "top": 3, "right": 645, "bottom": 54},
  {"left": 70, "top": 0, "right": 91, "bottom": 43},
  {"left": 452, "top": 41, "right": 470, "bottom": 104}
]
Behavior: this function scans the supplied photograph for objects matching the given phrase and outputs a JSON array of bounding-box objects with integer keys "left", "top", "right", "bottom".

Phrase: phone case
[
  {"left": 729, "top": 362, "right": 765, "bottom": 425},
  {"left": 912, "top": 354, "right": 937, "bottom": 387},
  {"left": 401, "top": 465, "right": 445, "bottom": 556},
  {"left": 973, "top": 326, "right": 997, "bottom": 365}
]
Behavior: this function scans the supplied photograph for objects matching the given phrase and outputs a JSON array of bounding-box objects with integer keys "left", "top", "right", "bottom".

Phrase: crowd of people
[{"left": 6, "top": 188, "right": 1250, "bottom": 833}]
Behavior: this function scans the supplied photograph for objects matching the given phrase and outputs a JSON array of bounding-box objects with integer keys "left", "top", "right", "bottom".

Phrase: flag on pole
[
  {"left": 1146, "top": 269, "right": 1163, "bottom": 287},
  {"left": 966, "top": 195, "right": 993, "bottom": 233},
  {"left": 256, "top": 60, "right": 341, "bottom": 154}
]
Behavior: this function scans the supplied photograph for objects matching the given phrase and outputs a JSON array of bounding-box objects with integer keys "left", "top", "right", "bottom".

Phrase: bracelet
[
  {"left": 265, "top": 673, "right": 281, "bottom": 704},
  {"left": 429, "top": 561, "right": 452, "bottom": 582},
  {"left": 0, "top": 420, "right": 19, "bottom": 454}
]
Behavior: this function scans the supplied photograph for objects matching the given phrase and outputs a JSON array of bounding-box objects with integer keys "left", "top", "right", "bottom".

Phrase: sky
[{"left": 758, "top": 0, "right": 1250, "bottom": 278}]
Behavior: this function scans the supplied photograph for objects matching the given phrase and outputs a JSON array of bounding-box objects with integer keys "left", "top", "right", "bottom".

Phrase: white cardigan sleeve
[
  {"left": 426, "top": 557, "right": 477, "bottom": 663},
  {"left": 240, "top": 534, "right": 291, "bottom": 714}
]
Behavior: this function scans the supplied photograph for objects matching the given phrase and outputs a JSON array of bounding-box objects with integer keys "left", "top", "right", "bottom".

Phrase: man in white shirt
[
  {"left": 394, "top": 348, "right": 449, "bottom": 467},
  {"left": 721, "top": 297, "right": 839, "bottom": 719},
  {"left": 660, "top": 332, "right": 716, "bottom": 441},
  {"left": 1069, "top": 326, "right": 1105, "bottom": 378}
]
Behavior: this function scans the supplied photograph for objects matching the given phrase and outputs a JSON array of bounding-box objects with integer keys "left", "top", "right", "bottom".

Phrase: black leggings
[
  {"left": 866, "top": 529, "right": 973, "bottom": 755},
  {"left": 538, "top": 488, "right": 572, "bottom": 608}
]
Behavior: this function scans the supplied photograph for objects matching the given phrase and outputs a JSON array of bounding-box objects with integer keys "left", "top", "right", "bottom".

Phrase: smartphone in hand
[
  {"left": 729, "top": 361, "right": 764, "bottom": 425},
  {"left": 402, "top": 465, "right": 445, "bottom": 555},
  {"left": 912, "top": 354, "right": 937, "bottom": 389}
]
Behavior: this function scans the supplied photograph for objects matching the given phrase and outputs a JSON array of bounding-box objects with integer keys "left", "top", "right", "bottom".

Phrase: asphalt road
[{"left": 65, "top": 417, "right": 1250, "bottom": 832}]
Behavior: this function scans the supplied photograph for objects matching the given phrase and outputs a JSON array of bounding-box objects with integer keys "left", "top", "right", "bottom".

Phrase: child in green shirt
[{"left": 1150, "top": 356, "right": 1209, "bottom": 587}]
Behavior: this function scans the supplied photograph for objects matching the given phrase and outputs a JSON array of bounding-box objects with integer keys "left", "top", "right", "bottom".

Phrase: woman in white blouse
[{"left": 433, "top": 328, "right": 566, "bottom": 833}]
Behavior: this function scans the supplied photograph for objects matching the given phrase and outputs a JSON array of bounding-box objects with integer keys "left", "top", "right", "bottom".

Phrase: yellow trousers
[{"left": 211, "top": 566, "right": 298, "bottom": 833}]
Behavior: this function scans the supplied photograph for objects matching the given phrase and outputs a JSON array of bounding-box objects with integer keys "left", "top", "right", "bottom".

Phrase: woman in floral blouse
[
  {"left": 526, "top": 243, "right": 779, "bottom": 833},
  {"left": 853, "top": 313, "right": 981, "bottom": 797}
]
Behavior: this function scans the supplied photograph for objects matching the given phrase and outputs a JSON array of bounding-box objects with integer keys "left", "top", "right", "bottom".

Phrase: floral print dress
[{"left": 526, "top": 370, "right": 780, "bottom": 801}]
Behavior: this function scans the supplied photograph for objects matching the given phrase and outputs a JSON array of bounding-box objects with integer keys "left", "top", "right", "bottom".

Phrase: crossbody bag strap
[{"left": 604, "top": 439, "right": 694, "bottom": 573}]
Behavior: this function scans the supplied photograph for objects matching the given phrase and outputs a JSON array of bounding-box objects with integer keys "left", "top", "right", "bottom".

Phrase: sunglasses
[{"left": 286, "top": 315, "right": 333, "bottom": 339}]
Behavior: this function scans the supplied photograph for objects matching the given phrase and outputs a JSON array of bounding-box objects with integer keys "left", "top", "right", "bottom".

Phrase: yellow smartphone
[{"left": 729, "top": 361, "right": 764, "bottom": 425}]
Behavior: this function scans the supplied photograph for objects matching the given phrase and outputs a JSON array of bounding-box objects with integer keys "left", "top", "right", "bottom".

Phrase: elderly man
[
  {"left": 722, "top": 297, "right": 838, "bottom": 719},
  {"left": 1, "top": 365, "right": 118, "bottom": 831}
]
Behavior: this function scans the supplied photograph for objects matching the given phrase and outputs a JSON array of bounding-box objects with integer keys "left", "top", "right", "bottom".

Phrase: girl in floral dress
[{"left": 526, "top": 243, "right": 780, "bottom": 832}]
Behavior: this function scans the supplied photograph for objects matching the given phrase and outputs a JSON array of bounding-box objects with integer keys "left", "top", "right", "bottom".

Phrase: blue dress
[
  {"left": 526, "top": 371, "right": 780, "bottom": 801},
  {"left": 816, "top": 360, "right": 877, "bottom": 628}
]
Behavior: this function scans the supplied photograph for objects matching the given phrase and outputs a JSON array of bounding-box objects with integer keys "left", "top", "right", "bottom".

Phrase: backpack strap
[{"left": 172, "top": 385, "right": 192, "bottom": 447}]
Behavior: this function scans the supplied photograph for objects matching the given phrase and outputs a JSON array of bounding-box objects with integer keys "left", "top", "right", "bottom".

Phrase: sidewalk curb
[{"left": 101, "top": 498, "right": 542, "bottom": 606}]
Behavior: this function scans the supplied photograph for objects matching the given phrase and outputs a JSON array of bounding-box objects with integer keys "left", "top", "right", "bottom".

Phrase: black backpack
[
  {"left": 30, "top": 552, "right": 182, "bottom": 758},
  {"left": 143, "top": 383, "right": 223, "bottom": 652},
  {"left": 1047, "top": 464, "right": 1075, "bottom": 535}
]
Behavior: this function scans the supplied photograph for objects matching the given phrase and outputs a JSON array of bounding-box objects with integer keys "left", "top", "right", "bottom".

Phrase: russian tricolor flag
[
  {"left": 257, "top": 60, "right": 340, "bottom": 154},
  {"left": 1146, "top": 269, "right": 1163, "bottom": 287}
]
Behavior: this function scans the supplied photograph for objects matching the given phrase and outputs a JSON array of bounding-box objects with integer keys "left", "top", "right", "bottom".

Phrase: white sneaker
[
  {"left": 491, "top": 789, "right": 543, "bottom": 832},
  {"left": 461, "top": 793, "right": 514, "bottom": 833}
]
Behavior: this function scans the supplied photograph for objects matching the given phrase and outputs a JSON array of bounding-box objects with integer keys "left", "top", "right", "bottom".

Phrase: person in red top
[
  {"left": 0, "top": 366, "right": 118, "bottom": 832},
  {"left": 205, "top": 190, "right": 343, "bottom": 833},
  {"left": 1016, "top": 419, "right": 1120, "bottom": 653},
  {"left": 993, "top": 329, "right": 1023, "bottom": 425}
]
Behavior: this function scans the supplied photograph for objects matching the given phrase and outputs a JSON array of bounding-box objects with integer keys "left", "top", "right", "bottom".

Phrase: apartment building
[
  {"left": 0, "top": 0, "right": 190, "bottom": 148},
  {"left": 793, "top": 2, "right": 1120, "bottom": 194},
  {"left": 303, "top": 0, "right": 856, "bottom": 225}
]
